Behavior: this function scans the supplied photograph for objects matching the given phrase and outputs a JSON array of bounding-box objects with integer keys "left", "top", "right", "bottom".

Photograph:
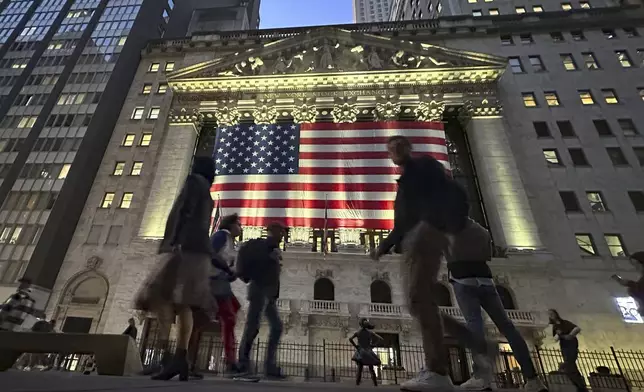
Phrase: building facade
[
  {"left": 354, "top": 0, "right": 393, "bottom": 22},
  {"left": 44, "top": 2, "right": 644, "bottom": 381}
]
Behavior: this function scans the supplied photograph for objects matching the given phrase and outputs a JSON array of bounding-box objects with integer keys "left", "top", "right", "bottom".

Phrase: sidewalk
[{"left": 1, "top": 371, "right": 402, "bottom": 392}]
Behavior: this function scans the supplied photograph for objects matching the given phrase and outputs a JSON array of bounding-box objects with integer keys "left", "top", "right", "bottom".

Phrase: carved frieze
[
  {"left": 291, "top": 103, "right": 318, "bottom": 124},
  {"left": 315, "top": 269, "right": 333, "bottom": 279},
  {"left": 372, "top": 271, "right": 390, "bottom": 283},
  {"left": 213, "top": 105, "right": 241, "bottom": 127},
  {"left": 332, "top": 102, "right": 359, "bottom": 123},
  {"left": 168, "top": 108, "right": 203, "bottom": 129},
  {"left": 86, "top": 256, "right": 103, "bottom": 271},
  {"left": 375, "top": 99, "right": 401, "bottom": 121},
  {"left": 415, "top": 100, "right": 445, "bottom": 122},
  {"left": 252, "top": 100, "right": 279, "bottom": 124}
]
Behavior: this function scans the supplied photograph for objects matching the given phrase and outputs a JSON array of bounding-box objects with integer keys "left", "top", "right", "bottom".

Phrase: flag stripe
[
  {"left": 220, "top": 198, "right": 393, "bottom": 210},
  {"left": 231, "top": 207, "right": 392, "bottom": 219},
  {"left": 300, "top": 121, "right": 444, "bottom": 130},
  {"left": 212, "top": 174, "right": 401, "bottom": 184},
  {"left": 298, "top": 151, "right": 444, "bottom": 160},
  {"left": 300, "top": 129, "right": 446, "bottom": 138},
  {"left": 299, "top": 166, "right": 402, "bottom": 175},
  {"left": 240, "top": 216, "right": 392, "bottom": 229},
  {"left": 299, "top": 136, "right": 444, "bottom": 145},
  {"left": 211, "top": 182, "right": 398, "bottom": 193},
  {"left": 299, "top": 143, "right": 445, "bottom": 153},
  {"left": 212, "top": 190, "right": 396, "bottom": 201}
]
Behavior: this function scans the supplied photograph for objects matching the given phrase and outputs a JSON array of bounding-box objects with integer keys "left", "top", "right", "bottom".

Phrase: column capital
[
  {"left": 332, "top": 100, "right": 359, "bottom": 123},
  {"left": 375, "top": 95, "right": 401, "bottom": 121},
  {"left": 415, "top": 100, "right": 445, "bottom": 122},
  {"left": 253, "top": 99, "right": 279, "bottom": 124},
  {"left": 213, "top": 102, "right": 241, "bottom": 127},
  {"left": 168, "top": 107, "right": 203, "bottom": 131}
]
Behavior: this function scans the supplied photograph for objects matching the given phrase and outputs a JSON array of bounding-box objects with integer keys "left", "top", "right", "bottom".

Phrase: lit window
[
  {"left": 120, "top": 192, "right": 133, "bottom": 209},
  {"left": 602, "top": 89, "right": 619, "bottom": 104},
  {"left": 9, "top": 226, "right": 22, "bottom": 244},
  {"left": 500, "top": 35, "right": 514, "bottom": 45},
  {"left": 551, "top": 32, "right": 564, "bottom": 42},
  {"left": 587, "top": 192, "right": 607, "bottom": 212},
  {"left": 0, "top": 227, "right": 11, "bottom": 243},
  {"left": 157, "top": 83, "right": 168, "bottom": 94},
  {"left": 165, "top": 62, "right": 175, "bottom": 72},
  {"left": 118, "top": 36, "right": 127, "bottom": 46},
  {"left": 148, "top": 62, "right": 160, "bottom": 72},
  {"left": 571, "top": 30, "right": 586, "bottom": 41},
  {"left": 468, "top": 0, "right": 476, "bottom": 3},
  {"left": 533, "top": 5, "right": 543, "bottom": 12},
  {"left": 489, "top": 8, "right": 499, "bottom": 15},
  {"left": 131, "top": 107, "right": 145, "bottom": 120},
  {"left": 529, "top": 56, "right": 546, "bottom": 72},
  {"left": 639, "top": 88, "right": 644, "bottom": 101},
  {"left": 148, "top": 107, "right": 160, "bottom": 120},
  {"left": 509, "top": 57, "right": 524, "bottom": 73},
  {"left": 122, "top": 134, "right": 136, "bottom": 147},
  {"left": 515, "top": 6, "right": 526, "bottom": 13},
  {"left": 618, "top": 119, "right": 638, "bottom": 136},
  {"left": 615, "top": 51, "right": 633, "bottom": 68},
  {"left": 576, "top": 234, "right": 596, "bottom": 256},
  {"left": 578, "top": 90, "right": 595, "bottom": 105},
  {"left": 545, "top": 92, "right": 560, "bottom": 107},
  {"left": 582, "top": 52, "right": 600, "bottom": 69},
  {"left": 142, "top": 84, "right": 152, "bottom": 94},
  {"left": 543, "top": 149, "right": 561, "bottom": 165},
  {"left": 624, "top": 28, "right": 639, "bottom": 38},
  {"left": 579, "top": 1, "right": 590, "bottom": 8},
  {"left": 522, "top": 92, "right": 538, "bottom": 107},
  {"left": 58, "top": 164, "right": 71, "bottom": 179},
  {"left": 18, "top": 116, "right": 37, "bottom": 128},
  {"left": 113, "top": 162, "right": 125, "bottom": 176},
  {"left": 101, "top": 192, "right": 115, "bottom": 208},
  {"left": 140, "top": 133, "right": 152, "bottom": 146},
  {"left": 561, "top": 54, "right": 577, "bottom": 71},
  {"left": 603, "top": 29, "right": 617, "bottom": 39},
  {"left": 131, "top": 162, "right": 143, "bottom": 176},
  {"left": 605, "top": 235, "right": 627, "bottom": 257},
  {"left": 472, "top": 10, "right": 482, "bottom": 16},
  {"left": 561, "top": 3, "right": 572, "bottom": 11}
]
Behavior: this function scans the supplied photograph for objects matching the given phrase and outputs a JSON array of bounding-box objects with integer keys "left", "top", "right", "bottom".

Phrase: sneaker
[
  {"left": 265, "top": 366, "right": 288, "bottom": 381},
  {"left": 524, "top": 378, "right": 548, "bottom": 392},
  {"left": 401, "top": 369, "right": 455, "bottom": 392},
  {"left": 473, "top": 353, "right": 494, "bottom": 378},
  {"left": 459, "top": 377, "right": 492, "bottom": 391}
]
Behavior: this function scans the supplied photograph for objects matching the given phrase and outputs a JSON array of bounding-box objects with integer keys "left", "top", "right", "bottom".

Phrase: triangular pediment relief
[{"left": 168, "top": 27, "right": 506, "bottom": 81}]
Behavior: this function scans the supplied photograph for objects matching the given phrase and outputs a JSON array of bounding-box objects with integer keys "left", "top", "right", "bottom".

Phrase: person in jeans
[
  {"left": 372, "top": 135, "right": 492, "bottom": 392},
  {"left": 236, "top": 222, "right": 286, "bottom": 380},
  {"left": 549, "top": 310, "right": 586, "bottom": 392},
  {"left": 449, "top": 218, "right": 547, "bottom": 392}
]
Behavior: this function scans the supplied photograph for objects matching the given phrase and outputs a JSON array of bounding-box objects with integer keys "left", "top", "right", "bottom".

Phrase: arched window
[
  {"left": 496, "top": 285, "right": 516, "bottom": 310},
  {"left": 436, "top": 283, "right": 452, "bottom": 307},
  {"left": 313, "top": 278, "right": 335, "bottom": 301},
  {"left": 370, "top": 280, "right": 392, "bottom": 304}
]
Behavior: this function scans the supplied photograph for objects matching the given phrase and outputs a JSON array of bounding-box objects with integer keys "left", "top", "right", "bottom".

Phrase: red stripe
[
  {"left": 238, "top": 216, "right": 393, "bottom": 230},
  {"left": 299, "top": 136, "right": 445, "bottom": 145},
  {"left": 220, "top": 199, "right": 393, "bottom": 210},
  {"left": 299, "top": 151, "right": 449, "bottom": 162},
  {"left": 300, "top": 121, "right": 444, "bottom": 130},
  {"left": 211, "top": 182, "right": 398, "bottom": 193},
  {"left": 299, "top": 166, "right": 400, "bottom": 175}
]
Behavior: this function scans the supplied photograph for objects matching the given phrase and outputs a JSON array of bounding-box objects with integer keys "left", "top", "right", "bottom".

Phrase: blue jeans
[{"left": 452, "top": 282, "right": 537, "bottom": 380}]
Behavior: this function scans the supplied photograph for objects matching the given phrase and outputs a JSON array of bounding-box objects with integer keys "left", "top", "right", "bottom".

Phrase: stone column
[
  {"left": 138, "top": 108, "right": 203, "bottom": 238},
  {"left": 461, "top": 102, "right": 542, "bottom": 250}
]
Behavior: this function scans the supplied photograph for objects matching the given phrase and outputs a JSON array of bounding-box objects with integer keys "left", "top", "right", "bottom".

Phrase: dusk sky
[{"left": 260, "top": 0, "right": 354, "bottom": 29}]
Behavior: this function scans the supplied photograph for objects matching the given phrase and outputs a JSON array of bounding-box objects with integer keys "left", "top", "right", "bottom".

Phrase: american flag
[{"left": 211, "top": 121, "right": 448, "bottom": 230}]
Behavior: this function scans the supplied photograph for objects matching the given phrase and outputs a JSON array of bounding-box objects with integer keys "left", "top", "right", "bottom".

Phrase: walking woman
[
  {"left": 349, "top": 318, "right": 383, "bottom": 386},
  {"left": 134, "top": 156, "right": 218, "bottom": 381},
  {"left": 549, "top": 309, "right": 587, "bottom": 392}
]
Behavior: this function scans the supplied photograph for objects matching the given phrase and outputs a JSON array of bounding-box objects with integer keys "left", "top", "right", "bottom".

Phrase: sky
[{"left": 260, "top": 0, "right": 354, "bottom": 29}]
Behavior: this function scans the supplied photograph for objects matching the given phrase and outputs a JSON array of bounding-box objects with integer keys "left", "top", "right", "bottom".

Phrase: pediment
[{"left": 168, "top": 27, "right": 507, "bottom": 81}]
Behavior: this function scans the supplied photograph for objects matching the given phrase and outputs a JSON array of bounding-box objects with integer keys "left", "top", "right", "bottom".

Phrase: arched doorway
[
  {"left": 313, "top": 277, "right": 335, "bottom": 301},
  {"left": 496, "top": 285, "right": 516, "bottom": 310},
  {"left": 370, "top": 280, "right": 392, "bottom": 304},
  {"left": 55, "top": 273, "right": 109, "bottom": 334}
]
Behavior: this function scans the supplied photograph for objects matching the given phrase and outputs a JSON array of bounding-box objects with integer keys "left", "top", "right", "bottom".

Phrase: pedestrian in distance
[
  {"left": 122, "top": 318, "right": 138, "bottom": 341},
  {"left": 350, "top": 318, "right": 383, "bottom": 387},
  {"left": 548, "top": 309, "right": 587, "bottom": 392}
]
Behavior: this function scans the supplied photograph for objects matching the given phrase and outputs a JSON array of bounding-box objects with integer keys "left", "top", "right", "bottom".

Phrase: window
[
  {"left": 18, "top": 116, "right": 37, "bottom": 128},
  {"left": 106, "top": 225, "right": 122, "bottom": 245},
  {"left": 582, "top": 52, "right": 600, "bottom": 69},
  {"left": 509, "top": 57, "right": 524, "bottom": 73},
  {"left": 122, "top": 134, "right": 135, "bottom": 147},
  {"left": 545, "top": 92, "right": 560, "bottom": 107},
  {"left": 86, "top": 225, "right": 102, "bottom": 244},
  {"left": 532, "top": 5, "right": 543, "bottom": 12},
  {"left": 119, "top": 193, "right": 133, "bottom": 209},
  {"left": 638, "top": 87, "right": 644, "bottom": 101},
  {"left": 543, "top": 149, "right": 562, "bottom": 165},
  {"left": 140, "top": 133, "right": 152, "bottom": 146},
  {"left": 100, "top": 192, "right": 115, "bottom": 208},
  {"left": 142, "top": 84, "right": 152, "bottom": 95},
  {"left": 560, "top": 191, "right": 581, "bottom": 212},
  {"left": 618, "top": 119, "right": 638, "bottom": 136},
  {"left": 634, "top": 147, "right": 644, "bottom": 166},
  {"left": 576, "top": 234, "right": 597, "bottom": 256},
  {"left": 113, "top": 162, "right": 125, "bottom": 176},
  {"left": 569, "top": 148, "right": 589, "bottom": 166},
  {"left": 520, "top": 34, "right": 533, "bottom": 44},
  {"left": 148, "top": 62, "right": 160, "bottom": 72},
  {"left": 571, "top": 30, "right": 586, "bottom": 41},
  {"left": 624, "top": 28, "right": 639, "bottom": 38},
  {"left": 561, "top": 3, "right": 572, "bottom": 11},
  {"left": 522, "top": 92, "right": 538, "bottom": 107},
  {"left": 118, "top": 36, "right": 127, "bottom": 46},
  {"left": 579, "top": 1, "right": 590, "bottom": 8},
  {"left": 500, "top": 35, "right": 514, "bottom": 45},
  {"left": 529, "top": 56, "right": 546, "bottom": 72},
  {"left": 58, "top": 164, "right": 70, "bottom": 180},
  {"left": 616, "top": 51, "right": 633, "bottom": 68},
  {"left": 131, "top": 107, "right": 144, "bottom": 120},
  {"left": 472, "top": 10, "right": 482, "bottom": 16},
  {"left": 157, "top": 83, "right": 168, "bottom": 94},
  {"left": 489, "top": 8, "right": 499, "bottom": 15},
  {"left": 578, "top": 90, "right": 595, "bottom": 105},
  {"left": 628, "top": 191, "right": 644, "bottom": 212},
  {"left": 603, "top": 29, "right": 617, "bottom": 39},
  {"left": 148, "top": 107, "right": 160, "bottom": 120},
  {"left": 557, "top": 121, "right": 576, "bottom": 137},
  {"left": 607, "top": 147, "right": 629, "bottom": 166},
  {"left": 551, "top": 32, "right": 565, "bottom": 42},
  {"left": 164, "top": 62, "right": 175, "bottom": 72},
  {"left": 130, "top": 162, "right": 143, "bottom": 176},
  {"left": 468, "top": 0, "right": 476, "bottom": 3},
  {"left": 602, "top": 89, "right": 619, "bottom": 104},
  {"left": 605, "top": 235, "right": 627, "bottom": 257},
  {"left": 561, "top": 54, "right": 578, "bottom": 71},
  {"left": 515, "top": 6, "right": 526, "bottom": 13},
  {"left": 593, "top": 120, "right": 612, "bottom": 136},
  {"left": 534, "top": 121, "right": 551, "bottom": 138},
  {"left": 587, "top": 192, "right": 607, "bottom": 212}
]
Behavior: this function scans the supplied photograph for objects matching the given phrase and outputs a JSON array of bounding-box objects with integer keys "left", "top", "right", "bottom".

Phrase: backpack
[{"left": 235, "top": 238, "right": 271, "bottom": 282}]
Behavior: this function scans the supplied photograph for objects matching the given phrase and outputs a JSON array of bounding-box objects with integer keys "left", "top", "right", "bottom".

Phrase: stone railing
[
  {"left": 276, "top": 298, "right": 291, "bottom": 313},
  {"left": 300, "top": 300, "right": 350, "bottom": 315}
]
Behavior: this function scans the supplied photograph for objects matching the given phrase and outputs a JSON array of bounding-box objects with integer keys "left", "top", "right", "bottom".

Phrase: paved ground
[{"left": 1, "top": 371, "right": 401, "bottom": 392}]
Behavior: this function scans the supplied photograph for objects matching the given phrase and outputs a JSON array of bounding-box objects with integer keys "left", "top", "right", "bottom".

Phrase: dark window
[
  {"left": 607, "top": 147, "right": 629, "bottom": 166},
  {"left": 550, "top": 32, "right": 565, "bottom": 42},
  {"left": 520, "top": 34, "right": 533, "bottom": 44},
  {"left": 534, "top": 121, "right": 551, "bottom": 138},
  {"left": 496, "top": 286, "right": 516, "bottom": 309},
  {"left": 560, "top": 191, "right": 581, "bottom": 212},
  {"left": 571, "top": 30, "right": 586, "bottom": 41},
  {"left": 624, "top": 27, "right": 639, "bottom": 38},
  {"left": 603, "top": 29, "right": 617, "bottom": 39},
  {"left": 618, "top": 119, "right": 638, "bottom": 136},
  {"left": 628, "top": 191, "right": 644, "bottom": 212},
  {"left": 313, "top": 278, "right": 335, "bottom": 301},
  {"left": 557, "top": 121, "right": 576, "bottom": 137},
  {"left": 370, "top": 280, "right": 392, "bottom": 304},
  {"left": 436, "top": 283, "right": 452, "bottom": 307},
  {"left": 569, "top": 148, "right": 589, "bottom": 166},
  {"left": 634, "top": 147, "right": 644, "bottom": 166},
  {"left": 500, "top": 35, "right": 514, "bottom": 45},
  {"left": 593, "top": 120, "right": 613, "bottom": 136}
]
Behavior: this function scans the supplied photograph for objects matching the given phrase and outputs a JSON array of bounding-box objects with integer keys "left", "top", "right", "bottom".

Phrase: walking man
[
  {"left": 449, "top": 218, "right": 547, "bottom": 392},
  {"left": 371, "top": 135, "right": 492, "bottom": 392},
  {"left": 549, "top": 310, "right": 586, "bottom": 392}
]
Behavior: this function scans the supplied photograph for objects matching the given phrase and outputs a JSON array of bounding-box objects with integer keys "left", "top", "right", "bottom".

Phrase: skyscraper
[{"left": 354, "top": 0, "right": 393, "bottom": 22}]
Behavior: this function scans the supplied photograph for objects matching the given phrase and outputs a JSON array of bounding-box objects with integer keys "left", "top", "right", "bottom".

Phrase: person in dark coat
[
  {"left": 134, "top": 156, "right": 218, "bottom": 381},
  {"left": 549, "top": 309, "right": 586, "bottom": 392},
  {"left": 349, "top": 318, "right": 383, "bottom": 386},
  {"left": 122, "top": 318, "right": 138, "bottom": 341}
]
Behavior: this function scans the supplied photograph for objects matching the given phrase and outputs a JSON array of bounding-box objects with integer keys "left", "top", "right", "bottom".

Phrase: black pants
[
  {"left": 356, "top": 362, "right": 378, "bottom": 386},
  {"left": 561, "top": 344, "right": 587, "bottom": 392}
]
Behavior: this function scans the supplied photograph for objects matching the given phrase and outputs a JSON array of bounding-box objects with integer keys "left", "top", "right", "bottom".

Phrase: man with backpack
[{"left": 235, "top": 222, "right": 286, "bottom": 380}]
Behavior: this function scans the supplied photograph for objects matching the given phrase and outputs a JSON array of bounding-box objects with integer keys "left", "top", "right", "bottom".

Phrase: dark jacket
[
  {"left": 159, "top": 158, "right": 215, "bottom": 255},
  {"left": 248, "top": 237, "right": 282, "bottom": 300},
  {"left": 447, "top": 218, "right": 493, "bottom": 279},
  {"left": 380, "top": 155, "right": 469, "bottom": 254},
  {"left": 122, "top": 325, "right": 138, "bottom": 340}
]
